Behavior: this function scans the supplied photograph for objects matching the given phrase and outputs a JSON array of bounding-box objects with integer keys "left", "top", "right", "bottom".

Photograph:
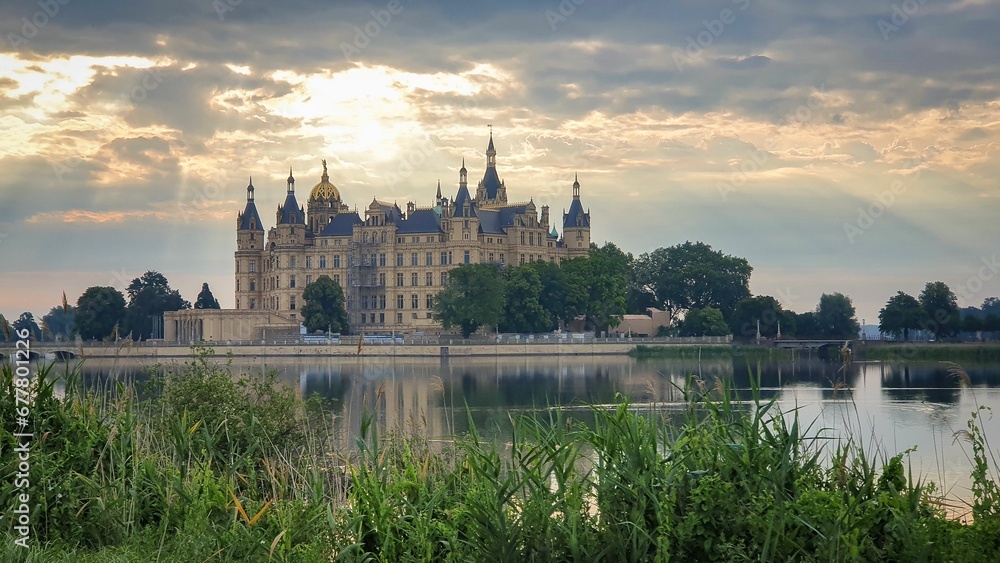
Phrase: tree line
[
  {"left": 8, "top": 246, "right": 996, "bottom": 343},
  {"left": 0, "top": 273, "right": 220, "bottom": 342},
  {"left": 431, "top": 241, "right": 868, "bottom": 340},
  {"left": 878, "top": 285, "right": 1000, "bottom": 341},
  {"left": 430, "top": 241, "right": 1000, "bottom": 341}
]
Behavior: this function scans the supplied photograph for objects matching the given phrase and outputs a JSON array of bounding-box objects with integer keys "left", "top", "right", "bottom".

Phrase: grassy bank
[
  {"left": 857, "top": 343, "right": 1000, "bottom": 362},
  {"left": 630, "top": 344, "right": 799, "bottom": 362},
  {"left": 3, "top": 354, "right": 1000, "bottom": 561}
]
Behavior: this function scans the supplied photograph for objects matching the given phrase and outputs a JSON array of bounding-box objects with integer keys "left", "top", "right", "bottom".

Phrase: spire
[
  {"left": 459, "top": 158, "right": 468, "bottom": 187},
  {"left": 436, "top": 179, "right": 442, "bottom": 199},
  {"left": 486, "top": 127, "right": 496, "bottom": 169},
  {"left": 287, "top": 167, "right": 295, "bottom": 193},
  {"left": 573, "top": 173, "right": 580, "bottom": 199},
  {"left": 247, "top": 175, "right": 254, "bottom": 202}
]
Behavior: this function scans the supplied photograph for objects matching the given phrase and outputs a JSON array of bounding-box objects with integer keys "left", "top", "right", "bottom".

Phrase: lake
[{"left": 73, "top": 353, "right": 1000, "bottom": 503}]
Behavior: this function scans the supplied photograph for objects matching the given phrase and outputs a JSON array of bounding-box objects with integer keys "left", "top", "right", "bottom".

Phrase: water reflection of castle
[{"left": 292, "top": 356, "right": 729, "bottom": 449}]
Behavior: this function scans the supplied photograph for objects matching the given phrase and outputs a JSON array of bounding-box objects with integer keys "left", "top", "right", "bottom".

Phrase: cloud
[{"left": 1, "top": 0, "right": 1000, "bottom": 322}]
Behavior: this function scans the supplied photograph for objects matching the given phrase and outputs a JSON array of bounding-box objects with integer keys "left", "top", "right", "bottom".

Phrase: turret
[
  {"left": 236, "top": 176, "right": 264, "bottom": 310},
  {"left": 562, "top": 174, "right": 590, "bottom": 254}
]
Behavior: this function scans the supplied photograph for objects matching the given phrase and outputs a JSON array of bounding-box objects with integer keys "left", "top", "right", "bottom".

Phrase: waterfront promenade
[{"left": 6, "top": 335, "right": 732, "bottom": 359}]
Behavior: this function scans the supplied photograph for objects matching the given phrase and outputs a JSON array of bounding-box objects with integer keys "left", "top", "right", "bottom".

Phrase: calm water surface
[{"left": 77, "top": 354, "right": 1000, "bottom": 500}]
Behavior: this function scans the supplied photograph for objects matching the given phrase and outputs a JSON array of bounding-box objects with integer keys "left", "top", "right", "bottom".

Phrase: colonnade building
[{"left": 234, "top": 134, "right": 592, "bottom": 333}]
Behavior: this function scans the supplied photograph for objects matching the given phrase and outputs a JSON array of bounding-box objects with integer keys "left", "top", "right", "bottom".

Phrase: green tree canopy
[
  {"left": 194, "top": 282, "right": 221, "bottom": 309},
  {"left": 13, "top": 312, "right": 42, "bottom": 340},
  {"left": 878, "top": 291, "right": 926, "bottom": 341},
  {"left": 562, "top": 243, "right": 630, "bottom": 332},
  {"left": 795, "top": 312, "right": 820, "bottom": 339},
  {"left": 963, "top": 315, "right": 983, "bottom": 334},
  {"left": 433, "top": 263, "right": 504, "bottom": 338},
  {"left": 679, "top": 307, "right": 730, "bottom": 337},
  {"left": 918, "top": 281, "right": 961, "bottom": 339},
  {"left": 0, "top": 313, "right": 8, "bottom": 341},
  {"left": 124, "top": 271, "right": 190, "bottom": 340},
  {"left": 815, "top": 293, "right": 860, "bottom": 339},
  {"left": 499, "top": 266, "right": 551, "bottom": 334},
  {"left": 526, "top": 260, "right": 577, "bottom": 330},
  {"left": 75, "top": 286, "right": 127, "bottom": 340},
  {"left": 42, "top": 304, "right": 77, "bottom": 342},
  {"left": 730, "top": 295, "right": 787, "bottom": 339},
  {"left": 635, "top": 241, "right": 751, "bottom": 324},
  {"left": 300, "top": 275, "right": 349, "bottom": 334}
]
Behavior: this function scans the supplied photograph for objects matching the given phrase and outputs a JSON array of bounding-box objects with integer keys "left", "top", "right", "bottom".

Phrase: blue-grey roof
[
  {"left": 563, "top": 198, "right": 590, "bottom": 229},
  {"left": 397, "top": 208, "right": 443, "bottom": 234},
  {"left": 318, "top": 212, "right": 362, "bottom": 236},
  {"left": 498, "top": 205, "right": 527, "bottom": 228},
  {"left": 278, "top": 193, "right": 304, "bottom": 224},
  {"left": 238, "top": 201, "right": 263, "bottom": 231},
  {"left": 453, "top": 184, "right": 476, "bottom": 217},
  {"left": 378, "top": 203, "right": 403, "bottom": 223},
  {"left": 476, "top": 210, "right": 504, "bottom": 234},
  {"left": 481, "top": 167, "right": 502, "bottom": 200}
]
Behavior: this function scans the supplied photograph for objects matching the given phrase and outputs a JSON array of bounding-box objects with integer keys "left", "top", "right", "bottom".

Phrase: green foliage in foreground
[{"left": 2, "top": 357, "right": 1000, "bottom": 561}]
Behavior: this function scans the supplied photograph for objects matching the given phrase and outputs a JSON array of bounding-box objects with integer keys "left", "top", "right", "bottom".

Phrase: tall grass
[{"left": 2, "top": 353, "right": 1000, "bottom": 560}]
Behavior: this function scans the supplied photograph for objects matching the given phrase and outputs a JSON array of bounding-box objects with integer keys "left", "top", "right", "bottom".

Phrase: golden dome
[{"left": 309, "top": 159, "right": 341, "bottom": 201}]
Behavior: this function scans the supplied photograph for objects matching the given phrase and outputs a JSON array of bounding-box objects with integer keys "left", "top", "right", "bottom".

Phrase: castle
[{"left": 233, "top": 133, "right": 591, "bottom": 333}]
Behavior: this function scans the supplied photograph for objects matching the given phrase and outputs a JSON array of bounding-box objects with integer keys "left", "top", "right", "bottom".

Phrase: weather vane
[{"left": 488, "top": 123, "right": 493, "bottom": 135}]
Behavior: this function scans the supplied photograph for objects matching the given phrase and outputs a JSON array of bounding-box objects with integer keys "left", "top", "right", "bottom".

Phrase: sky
[{"left": 1, "top": 0, "right": 998, "bottom": 326}]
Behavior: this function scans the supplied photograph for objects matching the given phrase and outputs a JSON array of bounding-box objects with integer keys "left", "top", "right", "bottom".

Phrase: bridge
[{"left": 772, "top": 339, "right": 853, "bottom": 350}]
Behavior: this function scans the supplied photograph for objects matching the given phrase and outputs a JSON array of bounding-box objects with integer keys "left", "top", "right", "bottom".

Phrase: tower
[
  {"left": 476, "top": 129, "right": 507, "bottom": 204},
  {"left": 307, "top": 159, "right": 346, "bottom": 232},
  {"left": 562, "top": 174, "right": 591, "bottom": 255},
  {"left": 235, "top": 176, "right": 264, "bottom": 309}
]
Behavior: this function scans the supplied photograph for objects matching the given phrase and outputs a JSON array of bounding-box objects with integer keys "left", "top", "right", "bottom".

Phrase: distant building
[
  {"left": 614, "top": 308, "right": 672, "bottom": 337},
  {"left": 233, "top": 133, "right": 592, "bottom": 333}
]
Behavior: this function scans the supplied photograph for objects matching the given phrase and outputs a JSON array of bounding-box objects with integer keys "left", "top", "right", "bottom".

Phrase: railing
[{"left": 45, "top": 335, "right": 732, "bottom": 348}]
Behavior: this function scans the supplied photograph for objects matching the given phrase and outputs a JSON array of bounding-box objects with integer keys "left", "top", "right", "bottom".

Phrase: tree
[
  {"left": 730, "top": 295, "right": 786, "bottom": 339},
  {"left": 815, "top": 293, "right": 860, "bottom": 339},
  {"left": 679, "top": 307, "right": 730, "bottom": 337},
  {"left": 499, "top": 266, "right": 550, "bottom": 334},
  {"left": 982, "top": 297, "right": 1000, "bottom": 317},
  {"left": 0, "top": 313, "right": 8, "bottom": 341},
  {"left": 125, "top": 271, "right": 190, "bottom": 340},
  {"left": 42, "top": 304, "right": 77, "bottom": 341},
  {"left": 13, "top": 312, "right": 42, "bottom": 340},
  {"left": 433, "top": 264, "right": 504, "bottom": 338},
  {"left": 527, "top": 260, "right": 577, "bottom": 330},
  {"left": 194, "top": 282, "right": 221, "bottom": 309},
  {"left": 878, "top": 291, "right": 926, "bottom": 341},
  {"left": 562, "top": 243, "right": 630, "bottom": 332},
  {"left": 635, "top": 241, "right": 751, "bottom": 325},
  {"left": 984, "top": 314, "right": 1000, "bottom": 339},
  {"left": 963, "top": 314, "right": 982, "bottom": 336},
  {"left": 795, "top": 312, "right": 821, "bottom": 339},
  {"left": 75, "top": 286, "right": 127, "bottom": 340},
  {"left": 918, "top": 281, "right": 961, "bottom": 339},
  {"left": 300, "top": 275, "right": 349, "bottom": 334}
]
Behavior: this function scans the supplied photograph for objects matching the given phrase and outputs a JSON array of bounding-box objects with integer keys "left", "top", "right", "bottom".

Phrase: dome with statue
[{"left": 309, "top": 160, "right": 340, "bottom": 201}]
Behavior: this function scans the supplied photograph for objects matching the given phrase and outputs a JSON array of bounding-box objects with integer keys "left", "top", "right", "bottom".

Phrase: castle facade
[{"left": 234, "top": 134, "right": 591, "bottom": 333}]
